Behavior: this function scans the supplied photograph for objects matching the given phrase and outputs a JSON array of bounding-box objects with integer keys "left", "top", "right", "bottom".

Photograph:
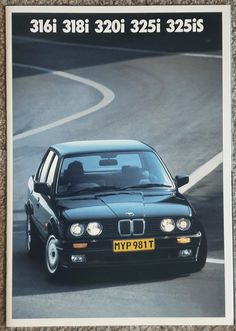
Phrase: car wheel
[
  {"left": 45, "top": 235, "right": 61, "bottom": 278},
  {"left": 26, "top": 214, "right": 40, "bottom": 257}
]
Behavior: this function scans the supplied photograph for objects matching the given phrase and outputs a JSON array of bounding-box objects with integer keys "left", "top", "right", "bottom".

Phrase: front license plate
[{"left": 113, "top": 238, "right": 155, "bottom": 252}]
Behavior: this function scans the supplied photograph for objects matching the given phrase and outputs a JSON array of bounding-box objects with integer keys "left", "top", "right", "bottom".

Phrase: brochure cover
[{"left": 6, "top": 5, "right": 233, "bottom": 327}]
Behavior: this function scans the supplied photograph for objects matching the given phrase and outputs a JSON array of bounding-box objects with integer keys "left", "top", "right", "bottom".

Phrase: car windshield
[{"left": 56, "top": 151, "right": 174, "bottom": 196}]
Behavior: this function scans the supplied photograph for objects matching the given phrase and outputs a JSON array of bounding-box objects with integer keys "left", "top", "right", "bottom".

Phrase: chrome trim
[
  {"left": 194, "top": 231, "right": 202, "bottom": 260},
  {"left": 125, "top": 212, "right": 135, "bottom": 217},
  {"left": 195, "top": 246, "right": 200, "bottom": 261},
  {"left": 118, "top": 219, "right": 132, "bottom": 237},
  {"left": 133, "top": 219, "right": 145, "bottom": 236},
  {"left": 189, "top": 207, "right": 193, "bottom": 218},
  {"left": 160, "top": 231, "right": 202, "bottom": 240},
  {"left": 118, "top": 219, "right": 146, "bottom": 237}
]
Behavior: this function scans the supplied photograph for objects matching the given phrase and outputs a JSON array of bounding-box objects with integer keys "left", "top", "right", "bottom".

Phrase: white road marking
[
  {"left": 13, "top": 63, "right": 115, "bottom": 141},
  {"left": 181, "top": 52, "right": 222, "bottom": 59},
  {"left": 13, "top": 35, "right": 222, "bottom": 59},
  {"left": 206, "top": 258, "right": 224, "bottom": 264},
  {"left": 179, "top": 152, "right": 223, "bottom": 194}
]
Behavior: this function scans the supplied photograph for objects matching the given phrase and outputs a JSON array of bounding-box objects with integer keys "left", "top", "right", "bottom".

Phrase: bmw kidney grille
[{"left": 118, "top": 219, "right": 145, "bottom": 237}]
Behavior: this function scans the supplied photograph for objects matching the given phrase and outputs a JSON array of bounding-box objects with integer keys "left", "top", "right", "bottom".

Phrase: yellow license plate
[{"left": 113, "top": 238, "right": 155, "bottom": 252}]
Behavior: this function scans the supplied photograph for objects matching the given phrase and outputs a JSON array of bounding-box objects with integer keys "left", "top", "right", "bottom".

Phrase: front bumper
[{"left": 57, "top": 232, "right": 202, "bottom": 269}]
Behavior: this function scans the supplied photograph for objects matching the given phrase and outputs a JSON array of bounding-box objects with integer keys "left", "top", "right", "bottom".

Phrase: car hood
[{"left": 57, "top": 191, "right": 191, "bottom": 221}]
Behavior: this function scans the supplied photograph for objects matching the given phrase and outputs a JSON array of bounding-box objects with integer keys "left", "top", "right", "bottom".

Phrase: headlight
[
  {"left": 160, "top": 218, "right": 175, "bottom": 232},
  {"left": 87, "top": 222, "right": 103, "bottom": 236},
  {"left": 176, "top": 218, "right": 191, "bottom": 231},
  {"left": 70, "top": 223, "right": 85, "bottom": 237}
]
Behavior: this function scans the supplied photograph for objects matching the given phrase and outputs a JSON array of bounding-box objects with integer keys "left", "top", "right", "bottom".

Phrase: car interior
[{"left": 57, "top": 160, "right": 151, "bottom": 194}]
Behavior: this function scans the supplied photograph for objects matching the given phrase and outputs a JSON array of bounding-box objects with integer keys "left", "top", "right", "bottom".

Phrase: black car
[{"left": 25, "top": 139, "right": 207, "bottom": 278}]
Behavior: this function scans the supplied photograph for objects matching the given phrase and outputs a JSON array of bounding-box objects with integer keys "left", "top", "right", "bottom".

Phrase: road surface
[{"left": 11, "top": 36, "right": 224, "bottom": 320}]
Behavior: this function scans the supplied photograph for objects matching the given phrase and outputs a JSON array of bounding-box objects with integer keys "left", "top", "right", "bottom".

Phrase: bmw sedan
[{"left": 25, "top": 139, "right": 207, "bottom": 278}]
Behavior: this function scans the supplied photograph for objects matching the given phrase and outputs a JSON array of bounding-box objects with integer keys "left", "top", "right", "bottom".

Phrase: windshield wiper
[
  {"left": 121, "top": 183, "right": 172, "bottom": 190},
  {"left": 60, "top": 183, "right": 172, "bottom": 197}
]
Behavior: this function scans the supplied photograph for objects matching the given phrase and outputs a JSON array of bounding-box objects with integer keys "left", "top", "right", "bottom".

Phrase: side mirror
[
  {"left": 175, "top": 174, "right": 189, "bottom": 188},
  {"left": 34, "top": 182, "right": 51, "bottom": 195}
]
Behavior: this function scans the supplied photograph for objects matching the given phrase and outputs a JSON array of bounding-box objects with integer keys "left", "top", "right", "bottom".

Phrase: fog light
[
  {"left": 71, "top": 254, "right": 86, "bottom": 263},
  {"left": 178, "top": 249, "right": 192, "bottom": 257}
]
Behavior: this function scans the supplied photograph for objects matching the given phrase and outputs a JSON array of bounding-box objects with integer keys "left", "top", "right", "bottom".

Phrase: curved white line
[
  {"left": 14, "top": 36, "right": 222, "bottom": 59},
  {"left": 13, "top": 63, "right": 115, "bottom": 141}
]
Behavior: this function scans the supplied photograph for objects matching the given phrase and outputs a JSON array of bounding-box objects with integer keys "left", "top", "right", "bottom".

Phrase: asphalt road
[{"left": 12, "top": 37, "right": 223, "bottom": 319}]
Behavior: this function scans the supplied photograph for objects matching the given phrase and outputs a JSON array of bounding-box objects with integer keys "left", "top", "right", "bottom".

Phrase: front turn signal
[
  {"left": 177, "top": 237, "right": 191, "bottom": 244},
  {"left": 73, "top": 243, "right": 88, "bottom": 249}
]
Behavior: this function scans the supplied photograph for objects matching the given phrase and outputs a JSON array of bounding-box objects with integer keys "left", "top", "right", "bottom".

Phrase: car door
[{"left": 32, "top": 150, "right": 59, "bottom": 240}]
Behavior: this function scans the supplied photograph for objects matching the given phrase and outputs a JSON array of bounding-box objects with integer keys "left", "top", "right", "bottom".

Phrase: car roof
[{"left": 51, "top": 140, "right": 153, "bottom": 156}]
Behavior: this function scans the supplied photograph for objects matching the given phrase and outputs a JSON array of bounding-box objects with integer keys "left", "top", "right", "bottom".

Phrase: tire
[
  {"left": 45, "top": 235, "right": 61, "bottom": 279},
  {"left": 26, "top": 213, "right": 40, "bottom": 257}
]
